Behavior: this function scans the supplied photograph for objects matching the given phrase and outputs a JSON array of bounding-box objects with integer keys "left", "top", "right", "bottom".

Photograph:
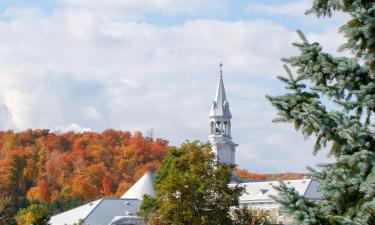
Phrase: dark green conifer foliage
[{"left": 267, "top": 1, "right": 375, "bottom": 224}]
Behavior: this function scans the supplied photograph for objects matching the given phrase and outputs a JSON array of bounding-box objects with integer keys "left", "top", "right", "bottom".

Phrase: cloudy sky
[{"left": 0, "top": 0, "right": 348, "bottom": 173}]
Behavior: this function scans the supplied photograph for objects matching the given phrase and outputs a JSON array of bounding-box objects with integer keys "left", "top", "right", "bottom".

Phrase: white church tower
[{"left": 209, "top": 63, "right": 238, "bottom": 165}]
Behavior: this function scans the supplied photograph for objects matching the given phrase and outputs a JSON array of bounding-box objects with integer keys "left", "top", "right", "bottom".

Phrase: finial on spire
[{"left": 219, "top": 62, "right": 223, "bottom": 78}]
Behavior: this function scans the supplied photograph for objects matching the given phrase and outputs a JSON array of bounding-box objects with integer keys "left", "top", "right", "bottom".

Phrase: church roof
[
  {"left": 49, "top": 173, "right": 153, "bottom": 225},
  {"left": 209, "top": 68, "right": 232, "bottom": 118},
  {"left": 121, "top": 173, "right": 156, "bottom": 200},
  {"left": 238, "top": 179, "right": 321, "bottom": 203},
  {"left": 49, "top": 198, "right": 141, "bottom": 225},
  {"left": 50, "top": 199, "right": 102, "bottom": 225}
]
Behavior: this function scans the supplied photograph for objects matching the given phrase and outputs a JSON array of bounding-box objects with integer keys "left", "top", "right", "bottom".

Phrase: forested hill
[
  {"left": 0, "top": 129, "right": 170, "bottom": 217},
  {"left": 0, "top": 129, "right": 308, "bottom": 223}
]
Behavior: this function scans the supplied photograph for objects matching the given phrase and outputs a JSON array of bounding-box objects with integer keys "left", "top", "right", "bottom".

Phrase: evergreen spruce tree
[{"left": 267, "top": 1, "right": 375, "bottom": 224}]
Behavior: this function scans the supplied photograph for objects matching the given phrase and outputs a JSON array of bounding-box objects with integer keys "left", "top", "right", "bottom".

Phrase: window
[
  {"left": 215, "top": 121, "right": 222, "bottom": 134},
  {"left": 210, "top": 121, "right": 214, "bottom": 134}
]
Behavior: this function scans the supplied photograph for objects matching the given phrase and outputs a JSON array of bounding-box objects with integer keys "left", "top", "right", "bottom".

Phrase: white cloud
[
  {"left": 62, "top": 0, "right": 226, "bottom": 21},
  {"left": 246, "top": 0, "right": 311, "bottom": 16},
  {"left": 56, "top": 123, "right": 92, "bottom": 133},
  {"left": 0, "top": 103, "right": 16, "bottom": 130},
  {"left": 306, "top": 28, "right": 349, "bottom": 56},
  {"left": 82, "top": 106, "right": 102, "bottom": 120},
  {"left": 0, "top": 4, "right": 345, "bottom": 173},
  {"left": 245, "top": 0, "right": 349, "bottom": 31}
]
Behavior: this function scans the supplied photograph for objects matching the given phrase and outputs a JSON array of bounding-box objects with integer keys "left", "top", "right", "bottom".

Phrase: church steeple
[
  {"left": 209, "top": 63, "right": 232, "bottom": 119},
  {"left": 209, "top": 63, "right": 237, "bottom": 165}
]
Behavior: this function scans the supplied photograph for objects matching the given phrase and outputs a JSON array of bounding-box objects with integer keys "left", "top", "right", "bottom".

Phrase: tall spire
[
  {"left": 209, "top": 63, "right": 231, "bottom": 118},
  {"left": 208, "top": 63, "right": 237, "bottom": 167}
]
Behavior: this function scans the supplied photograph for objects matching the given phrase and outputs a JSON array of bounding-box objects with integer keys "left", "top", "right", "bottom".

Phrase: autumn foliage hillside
[
  {"left": 0, "top": 129, "right": 170, "bottom": 216},
  {"left": 236, "top": 168, "right": 309, "bottom": 181}
]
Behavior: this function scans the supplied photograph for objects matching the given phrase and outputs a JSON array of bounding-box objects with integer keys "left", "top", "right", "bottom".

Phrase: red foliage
[{"left": 100, "top": 176, "right": 112, "bottom": 196}]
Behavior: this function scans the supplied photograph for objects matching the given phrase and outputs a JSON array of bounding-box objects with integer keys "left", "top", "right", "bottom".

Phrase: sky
[{"left": 0, "top": 0, "right": 349, "bottom": 173}]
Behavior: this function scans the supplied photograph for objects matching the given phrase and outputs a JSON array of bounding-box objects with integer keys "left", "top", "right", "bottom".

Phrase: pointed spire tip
[{"left": 219, "top": 62, "right": 223, "bottom": 79}]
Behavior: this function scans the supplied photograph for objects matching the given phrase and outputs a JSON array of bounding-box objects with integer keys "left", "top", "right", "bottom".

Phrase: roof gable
[
  {"left": 85, "top": 199, "right": 140, "bottom": 225},
  {"left": 50, "top": 199, "right": 141, "bottom": 225},
  {"left": 121, "top": 173, "right": 156, "bottom": 200},
  {"left": 50, "top": 199, "right": 103, "bottom": 225},
  {"left": 238, "top": 179, "right": 320, "bottom": 202}
]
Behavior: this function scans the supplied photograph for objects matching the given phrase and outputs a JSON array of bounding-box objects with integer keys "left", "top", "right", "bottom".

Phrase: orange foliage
[
  {"left": 263, "top": 173, "right": 309, "bottom": 180},
  {"left": 100, "top": 176, "right": 112, "bottom": 196},
  {"left": 236, "top": 168, "right": 267, "bottom": 180},
  {"left": 236, "top": 168, "right": 309, "bottom": 181},
  {"left": 0, "top": 129, "right": 170, "bottom": 209},
  {"left": 27, "top": 179, "right": 50, "bottom": 203}
]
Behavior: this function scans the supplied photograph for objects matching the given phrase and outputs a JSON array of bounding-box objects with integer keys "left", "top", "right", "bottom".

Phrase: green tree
[
  {"left": 138, "top": 195, "right": 159, "bottom": 222},
  {"left": 232, "top": 207, "right": 270, "bottom": 225},
  {"left": 16, "top": 204, "right": 50, "bottom": 225},
  {"left": 267, "top": 1, "right": 375, "bottom": 224},
  {"left": 139, "top": 141, "right": 244, "bottom": 225}
]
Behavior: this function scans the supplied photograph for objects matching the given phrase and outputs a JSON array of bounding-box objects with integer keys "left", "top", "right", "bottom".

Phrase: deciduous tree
[
  {"left": 16, "top": 204, "right": 50, "bottom": 225},
  {"left": 139, "top": 141, "right": 251, "bottom": 225}
]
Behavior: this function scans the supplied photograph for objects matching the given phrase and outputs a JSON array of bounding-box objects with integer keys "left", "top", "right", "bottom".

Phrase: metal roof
[
  {"left": 238, "top": 179, "right": 321, "bottom": 203},
  {"left": 209, "top": 71, "right": 232, "bottom": 118},
  {"left": 49, "top": 198, "right": 141, "bottom": 225}
]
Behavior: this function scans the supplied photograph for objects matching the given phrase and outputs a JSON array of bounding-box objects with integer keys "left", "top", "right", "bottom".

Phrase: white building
[
  {"left": 49, "top": 173, "right": 155, "bottom": 225},
  {"left": 50, "top": 65, "right": 321, "bottom": 225},
  {"left": 238, "top": 178, "right": 320, "bottom": 224}
]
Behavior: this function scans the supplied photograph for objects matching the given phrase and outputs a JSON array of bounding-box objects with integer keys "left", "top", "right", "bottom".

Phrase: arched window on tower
[
  {"left": 210, "top": 121, "right": 214, "bottom": 135},
  {"left": 224, "top": 121, "right": 228, "bottom": 135},
  {"left": 215, "top": 121, "right": 221, "bottom": 135}
]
